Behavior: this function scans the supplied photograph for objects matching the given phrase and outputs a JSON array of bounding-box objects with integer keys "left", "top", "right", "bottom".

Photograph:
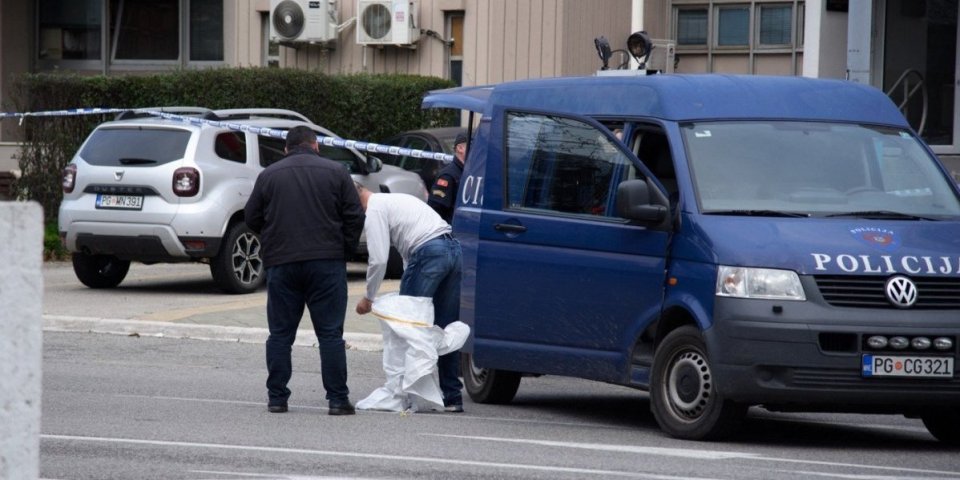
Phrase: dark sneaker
[
  {"left": 268, "top": 404, "right": 288, "bottom": 413},
  {"left": 444, "top": 404, "right": 464, "bottom": 413},
  {"left": 328, "top": 401, "right": 356, "bottom": 416}
]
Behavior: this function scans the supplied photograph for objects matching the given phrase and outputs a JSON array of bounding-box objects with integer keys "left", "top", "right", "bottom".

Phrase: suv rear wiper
[
  {"left": 824, "top": 210, "right": 937, "bottom": 221},
  {"left": 118, "top": 158, "right": 157, "bottom": 165},
  {"left": 705, "top": 209, "right": 810, "bottom": 218}
]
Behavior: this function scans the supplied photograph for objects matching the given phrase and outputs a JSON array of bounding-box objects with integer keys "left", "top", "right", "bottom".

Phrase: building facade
[{"left": 0, "top": 0, "right": 958, "bottom": 175}]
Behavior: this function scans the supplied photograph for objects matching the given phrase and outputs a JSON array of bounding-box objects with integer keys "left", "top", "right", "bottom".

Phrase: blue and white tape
[{"left": 2, "top": 107, "right": 455, "bottom": 163}]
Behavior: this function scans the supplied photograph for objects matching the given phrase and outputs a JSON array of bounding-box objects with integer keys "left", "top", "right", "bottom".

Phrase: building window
[
  {"left": 110, "top": 0, "right": 179, "bottom": 60},
  {"left": 189, "top": 0, "right": 223, "bottom": 61},
  {"left": 677, "top": 8, "right": 708, "bottom": 45},
  {"left": 717, "top": 6, "right": 749, "bottom": 46},
  {"left": 672, "top": 1, "right": 804, "bottom": 73},
  {"left": 758, "top": 4, "right": 792, "bottom": 46},
  {"left": 38, "top": 0, "right": 223, "bottom": 68},
  {"left": 447, "top": 13, "right": 464, "bottom": 86},
  {"left": 39, "top": 0, "right": 103, "bottom": 60}
]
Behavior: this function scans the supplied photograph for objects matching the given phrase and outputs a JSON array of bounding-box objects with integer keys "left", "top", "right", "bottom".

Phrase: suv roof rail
[
  {"left": 114, "top": 106, "right": 211, "bottom": 121},
  {"left": 204, "top": 108, "right": 313, "bottom": 123}
]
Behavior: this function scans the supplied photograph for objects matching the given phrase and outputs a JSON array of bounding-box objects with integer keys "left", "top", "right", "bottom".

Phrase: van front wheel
[
  {"left": 462, "top": 352, "right": 521, "bottom": 404},
  {"left": 651, "top": 326, "right": 747, "bottom": 440}
]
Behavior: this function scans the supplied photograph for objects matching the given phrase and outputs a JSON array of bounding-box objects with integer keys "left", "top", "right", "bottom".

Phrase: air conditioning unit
[
  {"left": 356, "top": 0, "right": 420, "bottom": 47},
  {"left": 270, "top": 0, "right": 337, "bottom": 44}
]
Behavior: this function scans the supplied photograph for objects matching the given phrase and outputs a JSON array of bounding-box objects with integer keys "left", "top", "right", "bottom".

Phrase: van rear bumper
[{"left": 704, "top": 297, "right": 960, "bottom": 409}]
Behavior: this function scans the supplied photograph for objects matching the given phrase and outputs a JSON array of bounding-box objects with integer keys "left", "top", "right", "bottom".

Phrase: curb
[{"left": 43, "top": 315, "right": 383, "bottom": 352}]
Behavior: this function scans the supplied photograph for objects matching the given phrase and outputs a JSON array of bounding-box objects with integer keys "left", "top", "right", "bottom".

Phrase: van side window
[
  {"left": 636, "top": 131, "right": 678, "bottom": 202},
  {"left": 505, "top": 112, "right": 634, "bottom": 218}
]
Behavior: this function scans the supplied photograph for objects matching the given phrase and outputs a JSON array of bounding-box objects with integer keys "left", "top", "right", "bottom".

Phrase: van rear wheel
[
  {"left": 921, "top": 408, "right": 960, "bottom": 445},
  {"left": 72, "top": 253, "right": 130, "bottom": 289},
  {"left": 651, "top": 326, "right": 746, "bottom": 440},
  {"left": 462, "top": 352, "right": 521, "bottom": 404}
]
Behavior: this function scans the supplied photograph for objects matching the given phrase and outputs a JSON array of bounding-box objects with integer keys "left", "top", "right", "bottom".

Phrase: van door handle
[{"left": 494, "top": 223, "right": 527, "bottom": 233}]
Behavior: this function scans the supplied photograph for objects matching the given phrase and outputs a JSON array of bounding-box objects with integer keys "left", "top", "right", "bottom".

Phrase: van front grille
[{"left": 814, "top": 275, "right": 960, "bottom": 309}]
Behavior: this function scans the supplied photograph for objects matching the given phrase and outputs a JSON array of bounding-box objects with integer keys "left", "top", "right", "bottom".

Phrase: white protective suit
[{"left": 356, "top": 293, "right": 470, "bottom": 412}]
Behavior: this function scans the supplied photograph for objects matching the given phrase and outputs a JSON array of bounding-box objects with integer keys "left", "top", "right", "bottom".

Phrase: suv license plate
[
  {"left": 96, "top": 194, "right": 143, "bottom": 210},
  {"left": 862, "top": 354, "right": 954, "bottom": 379}
]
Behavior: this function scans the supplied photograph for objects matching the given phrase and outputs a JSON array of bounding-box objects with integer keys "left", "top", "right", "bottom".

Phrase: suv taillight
[
  {"left": 173, "top": 167, "right": 200, "bottom": 197},
  {"left": 61, "top": 164, "right": 77, "bottom": 194}
]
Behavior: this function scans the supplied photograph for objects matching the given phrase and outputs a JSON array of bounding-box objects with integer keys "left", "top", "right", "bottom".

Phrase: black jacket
[
  {"left": 245, "top": 145, "right": 365, "bottom": 268},
  {"left": 427, "top": 158, "right": 464, "bottom": 224}
]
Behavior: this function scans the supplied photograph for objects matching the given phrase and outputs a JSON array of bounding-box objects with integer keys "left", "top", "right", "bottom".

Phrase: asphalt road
[
  {"left": 41, "top": 331, "right": 960, "bottom": 480},
  {"left": 39, "top": 261, "right": 960, "bottom": 479}
]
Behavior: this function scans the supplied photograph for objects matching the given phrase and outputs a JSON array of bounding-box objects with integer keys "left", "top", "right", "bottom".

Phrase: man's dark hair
[{"left": 285, "top": 126, "right": 318, "bottom": 149}]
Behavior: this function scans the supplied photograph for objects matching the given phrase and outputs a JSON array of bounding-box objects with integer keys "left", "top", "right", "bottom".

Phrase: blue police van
[{"left": 422, "top": 74, "right": 960, "bottom": 442}]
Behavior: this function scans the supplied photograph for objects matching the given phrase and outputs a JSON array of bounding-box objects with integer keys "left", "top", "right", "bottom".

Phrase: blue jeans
[
  {"left": 399, "top": 234, "right": 464, "bottom": 406},
  {"left": 265, "top": 259, "right": 349, "bottom": 406}
]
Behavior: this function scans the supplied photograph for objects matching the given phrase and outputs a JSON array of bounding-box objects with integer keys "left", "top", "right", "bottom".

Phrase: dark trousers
[
  {"left": 399, "top": 235, "right": 464, "bottom": 406},
  {"left": 265, "top": 259, "right": 349, "bottom": 406}
]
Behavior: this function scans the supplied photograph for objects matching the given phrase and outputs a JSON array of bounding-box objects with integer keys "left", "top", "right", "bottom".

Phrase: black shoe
[
  {"left": 444, "top": 404, "right": 464, "bottom": 413},
  {"left": 328, "top": 401, "right": 356, "bottom": 416},
  {"left": 268, "top": 404, "right": 288, "bottom": 413}
]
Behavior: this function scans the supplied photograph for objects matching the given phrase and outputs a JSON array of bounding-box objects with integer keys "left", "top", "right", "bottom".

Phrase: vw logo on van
[{"left": 885, "top": 276, "right": 918, "bottom": 308}]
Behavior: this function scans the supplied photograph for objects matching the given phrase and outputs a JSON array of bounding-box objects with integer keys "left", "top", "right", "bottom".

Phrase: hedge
[{"left": 10, "top": 68, "right": 458, "bottom": 222}]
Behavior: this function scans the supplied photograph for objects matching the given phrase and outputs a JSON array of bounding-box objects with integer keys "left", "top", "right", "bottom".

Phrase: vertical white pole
[
  {"left": 0, "top": 202, "right": 43, "bottom": 480},
  {"left": 631, "top": 0, "right": 645, "bottom": 70},
  {"left": 846, "top": 0, "right": 875, "bottom": 85}
]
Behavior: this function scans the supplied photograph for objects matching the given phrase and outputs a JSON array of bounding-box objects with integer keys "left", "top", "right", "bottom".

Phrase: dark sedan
[{"left": 381, "top": 127, "right": 465, "bottom": 188}]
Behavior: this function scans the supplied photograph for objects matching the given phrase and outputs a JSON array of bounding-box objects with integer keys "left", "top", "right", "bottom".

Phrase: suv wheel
[
  {"left": 210, "top": 222, "right": 264, "bottom": 294},
  {"left": 72, "top": 253, "right": 130, "bottom": 289}
]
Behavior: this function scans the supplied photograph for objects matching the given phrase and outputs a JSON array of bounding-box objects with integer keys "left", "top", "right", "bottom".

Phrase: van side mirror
[
  {"left": 366, "top": 155, "right": 383, "bottom": 174},
  {"left": 616, "top": 179, "right": 668, "bottom": 224}
]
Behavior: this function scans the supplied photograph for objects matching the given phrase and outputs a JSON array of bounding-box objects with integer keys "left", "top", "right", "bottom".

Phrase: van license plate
[
  {"left": 862, "top": 355, "right": 954, "bottom": 378},
  {"left": 96, "top": 194, "right": 143, "bottom": 210}
]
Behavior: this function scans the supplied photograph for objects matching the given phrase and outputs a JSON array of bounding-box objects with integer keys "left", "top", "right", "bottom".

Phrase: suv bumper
[
  {"left": 63, "top": 222, "right": 220, "bottom": 261},
  {"left": 706, "top": 296, "right": 960, "bottom": 410}
]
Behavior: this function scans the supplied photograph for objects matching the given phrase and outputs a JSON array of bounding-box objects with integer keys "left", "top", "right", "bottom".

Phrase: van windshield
[{"left": 682, "top": 121, "right": 960, "bottom": 219}]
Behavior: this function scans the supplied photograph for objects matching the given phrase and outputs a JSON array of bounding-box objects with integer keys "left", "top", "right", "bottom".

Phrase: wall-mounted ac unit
[
  {"left": 270, "top": 0, "right": 337, "bottom": 44},
  {"left": 356, "top": 0, "right": 420, "bottom": 47}
]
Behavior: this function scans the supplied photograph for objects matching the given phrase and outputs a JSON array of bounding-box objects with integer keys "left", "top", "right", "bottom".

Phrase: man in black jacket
[
  {"left": 427, "top": 131, "right": 467, "bottom": 224},
  {"left": 245, "top": 126, "right": 365, "bottom": 416}
]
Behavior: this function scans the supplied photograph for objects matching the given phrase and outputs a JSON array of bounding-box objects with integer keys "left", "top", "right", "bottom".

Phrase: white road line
[
  {"left": 111, "top": 393, "right": 636, "bottom": 430},
  {"left": 776, "top": 470, "right": 958, "bottom": 480},
  {"left": 427, "top": 434, "right": 759, "bottom": 460},
  {"left": 428, "top": 434, "right": 960, "bottom": 477},
  {"left": 40, "top": 434, "right": 718, "bottom": 480}
]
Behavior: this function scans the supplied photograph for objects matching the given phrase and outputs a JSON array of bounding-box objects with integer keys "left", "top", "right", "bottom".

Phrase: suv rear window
[{"left": 80, "top": 128, "right": 191, "bottom": 166}]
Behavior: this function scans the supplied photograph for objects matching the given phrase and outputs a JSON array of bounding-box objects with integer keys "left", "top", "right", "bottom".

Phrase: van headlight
[{"left": 716, "top": 266, "right": 806, "bottom": 301}]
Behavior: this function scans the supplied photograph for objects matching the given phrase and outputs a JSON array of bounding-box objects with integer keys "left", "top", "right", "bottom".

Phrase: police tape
[{"left": 0, "top": 107, "right": 456, "bottom": 163}]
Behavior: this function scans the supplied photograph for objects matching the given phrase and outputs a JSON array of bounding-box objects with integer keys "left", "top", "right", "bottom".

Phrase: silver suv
[{"left": 58, "top": 108, "right": 426, "bottom": 293}]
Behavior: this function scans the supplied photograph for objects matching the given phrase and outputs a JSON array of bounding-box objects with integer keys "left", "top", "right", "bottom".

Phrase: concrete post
[{"left": 0, "top": 202, "right": 43, "bottom": 480}]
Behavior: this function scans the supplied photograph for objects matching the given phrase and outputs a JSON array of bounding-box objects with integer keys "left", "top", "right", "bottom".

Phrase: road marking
[
  {"left": 429, "top": 434, "right": 960, "bottom": 477},
  {"left": 427, "top": 434, "right": 759, "bottom": 460},
  {"left": 40, "top": 434, "right": 717, "bottom": 479},
  {"left": 110, "top": 393, "right": 637, "bottom": 430}
]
